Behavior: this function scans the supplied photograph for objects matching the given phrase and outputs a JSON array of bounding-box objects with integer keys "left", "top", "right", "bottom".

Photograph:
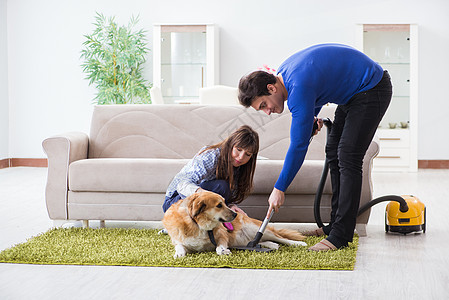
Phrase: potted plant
[{"left": 81, "top": 13, "right": 152, "bottom": 104}]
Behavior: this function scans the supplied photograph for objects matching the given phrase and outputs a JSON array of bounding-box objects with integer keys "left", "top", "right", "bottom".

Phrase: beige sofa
[{"left": 42, "top": 104, "right": 379, "bottom": 235}]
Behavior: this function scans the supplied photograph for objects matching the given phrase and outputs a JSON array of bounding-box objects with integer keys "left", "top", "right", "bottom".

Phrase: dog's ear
[
  {"left": 193, "top": 203, "right": 206, "bottom": 218},
  {"left": 188, "top": 194, "right": 207, "bottom": 219}
]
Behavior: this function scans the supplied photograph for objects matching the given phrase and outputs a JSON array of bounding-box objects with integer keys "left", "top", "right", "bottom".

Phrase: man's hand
[
  {"left": 312, "top": 117, "right": 324, "bottom": 136},
  {"left": 267, "top": 187, "right": 285, "bottom": 218}
]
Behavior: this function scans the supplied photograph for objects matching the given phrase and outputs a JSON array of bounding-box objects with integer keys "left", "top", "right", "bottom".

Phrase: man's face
[
  {"left": 250, "top": 84, "right": 285, "bottom": 115},
  {"left": 251, "top": 94, "right": 284, "bottom": 116}
]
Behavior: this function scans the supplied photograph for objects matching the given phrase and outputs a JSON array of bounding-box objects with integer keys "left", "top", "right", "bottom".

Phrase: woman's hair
[
  {"left": 238, "top": 71, "right": 277, "bottom": 107},
  {"left": 202, "top": 125, "right": 259, "bottom": 204}
]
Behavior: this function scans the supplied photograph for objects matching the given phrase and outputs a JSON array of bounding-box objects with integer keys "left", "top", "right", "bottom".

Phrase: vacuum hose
[
  {"left": 313, "top": 118, "right": 409, "bottom": 228},
  {"left": 358, "top": 195, "right": 409, "bottom": 215}
]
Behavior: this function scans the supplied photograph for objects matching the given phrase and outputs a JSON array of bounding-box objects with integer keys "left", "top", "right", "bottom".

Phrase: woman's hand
[
  {"left": 267, "top": 187, "right": 285, "bottom": 218},
  {"left": 229, "top": 204, "right": 248, "bottom": 217}
]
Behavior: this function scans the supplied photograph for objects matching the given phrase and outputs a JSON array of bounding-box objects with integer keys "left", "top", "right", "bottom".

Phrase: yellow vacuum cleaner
[{"left": 385, "top": 195, "right": 426, "bottom": 234}]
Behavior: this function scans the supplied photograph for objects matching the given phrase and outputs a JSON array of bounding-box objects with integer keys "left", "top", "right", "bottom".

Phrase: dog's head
[{"left": 187, "top": 191, "right": 237, "bottom": 230}]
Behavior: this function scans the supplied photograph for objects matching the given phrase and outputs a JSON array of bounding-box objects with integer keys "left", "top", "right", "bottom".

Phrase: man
[{"left": 238, "top": 43, "right": 392, "bottom": 251}]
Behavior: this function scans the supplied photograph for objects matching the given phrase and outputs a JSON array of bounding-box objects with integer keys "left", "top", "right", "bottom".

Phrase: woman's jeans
[
  {"left": 162, "top": 179, "right": 231, "bottom": 213},
  {"left": 323, "top": 71, "right": 392, "bottom": 248}
]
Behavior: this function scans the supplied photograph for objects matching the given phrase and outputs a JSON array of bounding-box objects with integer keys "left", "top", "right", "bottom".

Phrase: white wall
[
  {"left": 0, "top": 0, "right": 8, "bottom": 159},
  {"left": 4, "top": 0, "right": 449, "bottom": 159}
]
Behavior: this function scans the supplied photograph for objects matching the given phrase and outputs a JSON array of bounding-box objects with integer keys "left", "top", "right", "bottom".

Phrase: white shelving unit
[
  {"left": 356, "top": 24, "right": 418, "bottom": 172},
  {"left": 153, "top": 24, "right": 219, "bottom": 104}
]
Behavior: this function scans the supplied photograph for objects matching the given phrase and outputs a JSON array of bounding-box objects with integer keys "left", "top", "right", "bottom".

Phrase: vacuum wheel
[
  {"left": 385, "top": 212, "right": 389, "bottom": 233},
  {"left": 422, "top": 207, "right": 426, "bottom": 233}
]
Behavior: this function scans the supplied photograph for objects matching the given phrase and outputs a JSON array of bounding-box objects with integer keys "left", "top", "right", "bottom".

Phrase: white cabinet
[
  {"left": 153, "top": 24, "right": 219, "bottom": 104},
  {"left": 375, "top": 129, "right": 411, "bottom": 168},
  {"left": 356, "top": 24, "right": 418, "bottom": 172}
]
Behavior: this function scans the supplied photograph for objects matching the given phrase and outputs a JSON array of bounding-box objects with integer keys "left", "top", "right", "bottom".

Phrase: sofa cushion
[
  {"left": 253, "top": 160, "right": 332, "bottom": 194},
  {"left": 69, "top": 158, "right": 332, "bottom": 195},
  {"left": 69, "top": 158, "right": 188, "bottom": 193}
]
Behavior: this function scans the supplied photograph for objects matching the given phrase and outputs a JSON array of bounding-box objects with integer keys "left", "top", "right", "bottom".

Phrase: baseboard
[
  {"left": 418, "top": 160, "right": 449, "bottom": 169},
  {"left": 0, "top": 158, "right": 48, "bottom": 169},
  {"left": 0, "top": 158, "right": 9, "bottom": 169}
]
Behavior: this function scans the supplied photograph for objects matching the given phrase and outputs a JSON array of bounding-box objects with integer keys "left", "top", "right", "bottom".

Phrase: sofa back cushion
[{"left": 88, "top": 104, "right": 333, "bottom": 160}]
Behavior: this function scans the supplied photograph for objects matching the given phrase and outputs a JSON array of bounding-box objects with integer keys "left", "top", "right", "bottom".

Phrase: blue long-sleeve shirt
[{"left": 274, "top": 43, "right": 384, "bottom": 192}]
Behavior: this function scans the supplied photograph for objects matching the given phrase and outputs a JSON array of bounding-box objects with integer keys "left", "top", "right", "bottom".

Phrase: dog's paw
[
  {"left": 174, "top": 252, "right": 185, "bottom": 258},
  {"left": 158, "top": 228, "right": 168, "bottom": 235},
  {"left": 292, "top": 241, "right": 308, "bottom": 247},
  {"left": 174, "top": 244, "right": 187, "bottom": 258},
  {"left": 216, "top": 245, "right": 231, "bottom": 255},
  {"left": 259, "top": 241, "right": 279, "bottom": 250}
]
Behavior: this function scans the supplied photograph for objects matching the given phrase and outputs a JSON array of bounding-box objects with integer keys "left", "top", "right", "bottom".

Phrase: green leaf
[{"left": 80, "top": 12, "right": 152, "bottom": 104}]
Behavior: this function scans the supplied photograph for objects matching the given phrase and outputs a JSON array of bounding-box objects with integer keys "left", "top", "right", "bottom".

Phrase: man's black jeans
[{"left": 323, "top": 70, "right": 392, "bottom": 248}]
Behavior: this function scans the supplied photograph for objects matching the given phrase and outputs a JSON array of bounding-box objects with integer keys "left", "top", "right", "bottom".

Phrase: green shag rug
[{"left": 0, "top": 228, "right": 358, "bottom": 270}]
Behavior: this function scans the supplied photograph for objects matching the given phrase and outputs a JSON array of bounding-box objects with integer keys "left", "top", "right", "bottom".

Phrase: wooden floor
[{"left": 1, "top": 167, "right": 448, "bottom": 299}]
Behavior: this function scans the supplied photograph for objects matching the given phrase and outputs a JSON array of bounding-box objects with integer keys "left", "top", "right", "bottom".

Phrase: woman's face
[{"left": 231, "top": 146, "right": 253, "bottom": 167}]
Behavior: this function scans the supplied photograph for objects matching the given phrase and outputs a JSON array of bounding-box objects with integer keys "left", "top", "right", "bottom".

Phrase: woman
[{"left": 163, "top": 125, "right": 259, "bottom": 216}]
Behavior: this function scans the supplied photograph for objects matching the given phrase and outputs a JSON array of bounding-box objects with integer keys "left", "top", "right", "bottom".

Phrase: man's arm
[{"left": 268, "top": 87, "right": 318, "bottom": 216}]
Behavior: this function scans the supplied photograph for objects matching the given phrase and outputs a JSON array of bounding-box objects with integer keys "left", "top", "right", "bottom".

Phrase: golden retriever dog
[{"left": 162, "top": 191, "right": 307, "bottom": 258}]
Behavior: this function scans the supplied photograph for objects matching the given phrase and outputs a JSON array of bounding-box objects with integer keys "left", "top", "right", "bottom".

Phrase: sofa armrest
[
  {"left": 357, "top": 136, "right": 380, "bottom": 224},
  {"left": 42, "top": 132, "right": 89, "bottom": 220}
]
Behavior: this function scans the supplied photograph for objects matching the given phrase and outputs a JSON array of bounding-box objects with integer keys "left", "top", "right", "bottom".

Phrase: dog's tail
[{"left": 269, "top": 227, "right": 306, "bottom": 241}]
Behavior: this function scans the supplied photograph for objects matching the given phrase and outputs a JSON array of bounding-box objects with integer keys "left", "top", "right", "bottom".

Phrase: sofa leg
[
  {"left": 53, "top": 220, "right": 68, "bottom": 228},
  {"left": 53, "top": 220, "right": 83, "bottom": 228},
  {"left": 100, "top": 220, "right": 106, "bottom": 228},
  {"left": 82, "top": 220, "right": 89, "bottom": 228},
  {"left": 355, "top": 224, "right": 367, "bottom": 237}
]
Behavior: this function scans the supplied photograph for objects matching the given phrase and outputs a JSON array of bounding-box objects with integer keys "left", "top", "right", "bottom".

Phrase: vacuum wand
[{"left": 246, "top": 209, "right": 274, "bottom": 248}]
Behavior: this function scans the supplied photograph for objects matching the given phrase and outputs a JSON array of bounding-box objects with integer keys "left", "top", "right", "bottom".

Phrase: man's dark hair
[{"left": 238, "top": 71, "right": 277, "bottom": 107}]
